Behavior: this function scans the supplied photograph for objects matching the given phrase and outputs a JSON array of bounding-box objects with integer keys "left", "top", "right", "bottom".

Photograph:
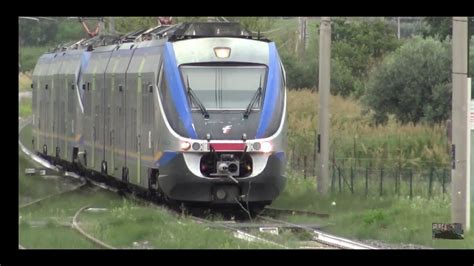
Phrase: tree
[
  {"left": 364, "top": 37, "right": 452, "bottom": 125},
  {"left": 227, "top": 17, "right": 274, "bottom": 33},
  {"left": 115, "top": 17, "right": 158, "bottom": 34},
  {"left": 422, "top": 17, "right": 474, "bottom": 40},
  {"left": 19, "top": 18, "right": 58, "bottom": 46},
  {"left": 330, "top": 18, "right": 401, "bottom": 97}
]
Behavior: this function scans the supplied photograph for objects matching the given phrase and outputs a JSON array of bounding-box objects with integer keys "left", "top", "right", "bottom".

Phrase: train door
[
  {"left": 139, "top": 46, "right": 161, "bottom": 186},
  {"left": 46, "top": 55, "right": 57, "bottom": 156},
  {"left": 125, "top": 50, "right": 146, "bottom": 186},
  {"left": 115, "top": 44, "right": 137, "bottom": 183},
  {"left": 31, "top": 56, "right": 44, "bottom": 152},
  {"left": 67, "top": 71, "right": 76, "bottom": 160},
  {"left": 83, "top": 74, "right": 93, "bottom": 167},
  {"left": 93, "top": 50, "right": 113, "bottom": 173},
  {"left": 56, "top": 53, "right": 66, "bottom": 159},
  {"left": 104, "top": 54, "right": 119, "bottom": 176}
]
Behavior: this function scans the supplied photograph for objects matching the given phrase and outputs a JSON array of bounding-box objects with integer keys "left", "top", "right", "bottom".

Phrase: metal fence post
[
  {"left": 331, "top": 162, "right": 335, "bottom": 193},
  {"left": 338, "top": 165, "right": 342, "bottom": 193},
  {"left": 395, "top": 168, "right": 399, "bottom": 195},
  {"left": 313, "top": 149, "right": 317, "bottom": 177},
  {"left": 380, "top": 167, "right": 384, "bottom": 197},
  {"left": 409, "top": 168, "right": 413, "bottom": 200},
  {"left": 304, "top": 155, "right": 307, "bottom": 179},
  {"left": 350, "top": 166, "right": 354, "bottom": 194},
  {"left": 428, "top": 166, "right": 434, "bottom": 199},
  {"left": 442, "top": 168, "right": 446, "bottom": 199},
  {"left": 291, "top": 147, "right": 295, "bottom": 169},
  {"left": 365, "top": 165, "right": 369, "bottom": 197}
]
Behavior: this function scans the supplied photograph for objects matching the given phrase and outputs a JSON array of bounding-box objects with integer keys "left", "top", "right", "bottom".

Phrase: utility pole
[
  {"left": 452, "top": 17, "right": 470, "bottom": 231},
  {"left": 317, "top": 17, "right": 331, "bottom": 195},
  {"left": 298, "top": 17, "right": 308, "bottom": 57},
  {"left": 98, "top": 17, "right": 105, "bottom": 36},
  {"left": 397, "top": 17, "right": 401, "bottom": 39},
  {"left": 108, "top": 17, "right": 115, "bottom": 35}
]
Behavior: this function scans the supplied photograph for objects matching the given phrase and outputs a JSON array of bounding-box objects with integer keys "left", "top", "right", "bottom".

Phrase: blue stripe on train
[
  {"left": 162, "top": 42, "right": 197, "bottom": 138},
  {"left": 256, "top": 42, "right": 281, "bottom": 138}
]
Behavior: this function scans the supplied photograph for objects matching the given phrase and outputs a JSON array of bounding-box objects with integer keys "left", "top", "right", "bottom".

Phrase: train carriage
[{"left": 30, "top": 22, "right": 287, "bottom": 212}]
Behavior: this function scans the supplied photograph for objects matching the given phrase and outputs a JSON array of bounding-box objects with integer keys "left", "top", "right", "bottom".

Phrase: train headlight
[
  {"left": 192, "top": 142, "right": 201, "bottom": 151},
  {"left": 252, "top": 142, "right": 261, "bottom": 151},
  {"left": 214, "top": 47, "right": 231, "bottom": 58},
  {"left": 181, "top": 141, "right": 191, "bottom": 151},
  {"left": 261, "top": 142, "right": 273, "bottom": 153}
]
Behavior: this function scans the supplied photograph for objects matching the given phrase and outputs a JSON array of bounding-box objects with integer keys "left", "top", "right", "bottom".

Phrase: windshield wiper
[
  {"left": 243, "top": 75, "right": 263, "bottom": 119},
  {"left": 186, "top": 76, "right": 209, "bottom": 119}
]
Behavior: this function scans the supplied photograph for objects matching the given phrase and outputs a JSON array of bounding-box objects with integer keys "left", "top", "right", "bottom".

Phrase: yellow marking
[{"left": 33, "top": 129, "right": 163, "bottom": 162}]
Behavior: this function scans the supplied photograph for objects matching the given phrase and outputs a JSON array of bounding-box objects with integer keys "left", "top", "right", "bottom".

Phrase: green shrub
[
  {"left": 20, "top": 46, "right": 51, "bottom": 73},
  {"left": 364, "top": 37, "right": 452, "bottom": 125}
]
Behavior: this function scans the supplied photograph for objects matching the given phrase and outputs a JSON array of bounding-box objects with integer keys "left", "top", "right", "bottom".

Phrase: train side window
[{"left": 82, "top": 84, "right": 86, "bottom": 90}]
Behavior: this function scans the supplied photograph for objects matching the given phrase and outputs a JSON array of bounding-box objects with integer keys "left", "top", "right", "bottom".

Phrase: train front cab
[{"left": 154, "top": 37, "right": 287, "bottom": 207}]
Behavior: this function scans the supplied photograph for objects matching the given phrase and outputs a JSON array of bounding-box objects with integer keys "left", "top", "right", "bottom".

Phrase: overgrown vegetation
[
  {"left": 80, "top": 200, "right": 277, "bottom": 249},
  {"left": 19, "top": 46, "right": 51, "bottom": 73},
  {"left": 19, "top": 98, "right": 32, "bottom": 118},
  {"left": 272, "top": 177, "right": 473, "bottom": 249},
  {"left": 286, "top": 90, "right": 449, "bottom": 170},
  {"left": 19, "top": 72, "right": 32, "bottom": 91}
]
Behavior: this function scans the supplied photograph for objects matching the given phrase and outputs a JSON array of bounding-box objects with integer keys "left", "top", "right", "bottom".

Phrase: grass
[
  {"left": 19, "top": 98, "right": 32, "bottom": 118},
  {"left": 79, "top": 200, "right": 278, "bottom": 249},
  {"left": 20, "top": 46, "right": 51, "bottom": 73},
  {"left": 19, "top": 150, "right": 126, "bottom": 249},
  {"left": 18, "top": 152, "right": 277, "bottom": 249},
  {"left": 19, "top": 72, "right": 32, "bottom": 91},
  {"left": 271, "top": 176, "right": 474, "bottom": 249},
  {"left": 19, "top": 156, "right": 80, "bottom": 205}
]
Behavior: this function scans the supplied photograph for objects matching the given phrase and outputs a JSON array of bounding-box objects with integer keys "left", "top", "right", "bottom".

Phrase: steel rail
[
  {"left": 72, "top": 205, "right": 116, "bottom": 250},
  {"left": 263, "top": 206, "right": 330, "bottom": 218},
  {"left": 258, "top": 215, "right": 377, "bottom": 249}
]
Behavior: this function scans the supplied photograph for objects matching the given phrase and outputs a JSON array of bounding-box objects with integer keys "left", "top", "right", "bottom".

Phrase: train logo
[{"left": 222, "top": 125, "right": 232, "bottom": 134}]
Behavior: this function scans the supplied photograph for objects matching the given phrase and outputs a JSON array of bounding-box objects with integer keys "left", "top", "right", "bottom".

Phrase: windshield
[{"left": 180, "top": 65, "right": 267, "bottom": 110}]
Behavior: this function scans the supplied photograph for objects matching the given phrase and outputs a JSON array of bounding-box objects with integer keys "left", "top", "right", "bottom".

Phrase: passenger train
[{"left": 30, "top": 22, "right": 287, "bottom": 212}]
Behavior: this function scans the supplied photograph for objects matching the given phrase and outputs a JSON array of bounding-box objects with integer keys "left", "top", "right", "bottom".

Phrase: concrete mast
[
  {"left": 317, "top": 17, "right": 331, "bottom": 195},
  {"left": 451, "top": 16, "right": 470, "bottom": 231}
]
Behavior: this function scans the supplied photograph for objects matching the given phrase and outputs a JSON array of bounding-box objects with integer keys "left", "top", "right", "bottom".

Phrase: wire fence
[{"left": 286, "top": 152, "right": 451, "bottom": 199}]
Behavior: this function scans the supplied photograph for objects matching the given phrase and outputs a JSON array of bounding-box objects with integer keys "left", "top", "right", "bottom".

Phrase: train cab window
[{"left": 180, "top": 65, "right": 267, "bottom": 110}]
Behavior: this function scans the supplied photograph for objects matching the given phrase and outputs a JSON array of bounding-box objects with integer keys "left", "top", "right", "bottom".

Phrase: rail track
[
  {"left": 19, "top": 118, "right": 377, "bottom": 249},
  {"left": 256, "top": 215, "right": 377, "bottom": 249},
  {"left": 72, "top": 205, "right": 116, "bottom": 249},
  {"left": 263, "top": 206, "right": 330, "bottom": 218},
  {"left": 19, "top": 181, "right": 87, "bottom": 209},
  {"left": 189, "top": 215, "right": 289, "bottom": 248}
]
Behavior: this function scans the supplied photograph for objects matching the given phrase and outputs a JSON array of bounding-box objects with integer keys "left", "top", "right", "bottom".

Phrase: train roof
[{"left": 47, "top": 22, "right": 271, "bottom": 53}]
